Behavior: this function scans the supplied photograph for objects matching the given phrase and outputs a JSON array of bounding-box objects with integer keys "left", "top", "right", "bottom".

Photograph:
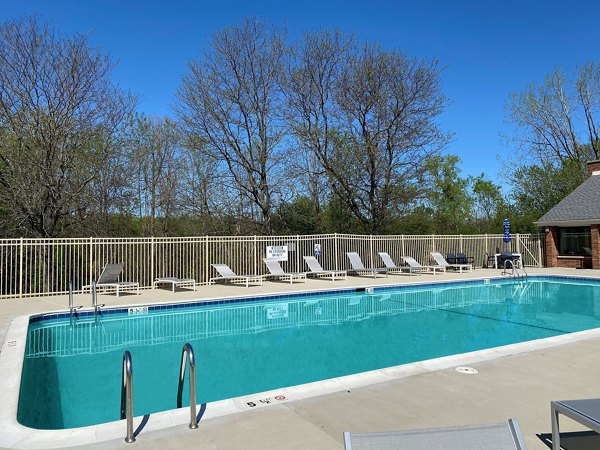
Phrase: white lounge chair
[
  {"left": 303, "top": 256, "right": 347, "bottom": 281},
  {"left": 402, "top": 256, "right": 446, "bottom": 275},
  {"left": 82, "top": 263, "right": 139, "bottom": 297},
  {"left": 210, "top": 263, "right": 263, "bottom": 287},
  {"left": 263, "top": 258, "right": 307, "bottom": 284},
  {"left": 430, "top": 251, "right": 473, "bottom": 273},
  {"left": 346, "top": 252, "right": 388, "bottom": 278},
  {"left": 344, "top": 419, "right": 527, "bottom": 449},
  {"left": 153, "top": 277, "right": 196, "bottom": 292},
  {"left": 378, "top": 252, "right": 421, "bottom": 275}
]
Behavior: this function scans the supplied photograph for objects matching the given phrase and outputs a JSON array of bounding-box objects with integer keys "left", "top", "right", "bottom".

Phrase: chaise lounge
[
  {"left": 344, "top": 419, "right": 527, "bottom": 449},
  {"left": 402, "top": 256, "right": 446, "bottom": 275},
  {"left": 154, "top": 276, "right": 196, "bottom": 292},
  {"left": 346, "top": 252, "right": 388, "bottom": 278},
  {"left": 303, "top": 256, "right": 347, "bottom": 281},
  {"left": 210, "top": 263, "right": 263, "bottom": 287},
  {"left": 378, "top": 252, "right": 421, "bottom": 275},
  {"left": 263, "top": 258, "right": 307, "bottom": 284},
  {"left": 82, "top": 263, "right": 139, "bottom": 297},
  {"left": 430, "top": 251, "right": 473, "bottom": 273}
]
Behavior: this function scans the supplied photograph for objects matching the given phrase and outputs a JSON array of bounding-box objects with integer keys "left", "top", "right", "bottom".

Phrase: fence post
[
  {"left": 538, "top": 234, "right": 543, "bottom": 268},
  {"left": 516, "top": 233, "right": 521, "bottom": 255},
  {"left": 369, "top": 234, "right": 374, "bottom": 267},
  {"left": 19, "top": 237, "right": 23, "bottom": 298},
  {"left": 296, "top": 235, "right": 300, "bottom": 273},
  {"left": 205, "top": 236, "right": 209, "bottom": 284},
  {"left": 401, "top": 234, "right": 405, "bottom": 257},
  {"left": 150, "top": 236, "right": 155, "bottom": 289},
  {"left": 334, "top": 233, "right": 339, "bottom": 270},
  {"left": 89, "top": 237, "right": 93, "bottom": 290},
  {"left": 460, "top": 234, "right": 463, "bottom": 253},
  {"left": 253, "top": 235, "right": 257, "bottom": 275}
]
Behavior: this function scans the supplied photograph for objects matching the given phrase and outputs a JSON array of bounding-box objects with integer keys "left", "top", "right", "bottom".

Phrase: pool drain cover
[{"left": 455, "top": 366, "right": 479, "bottom": 375}]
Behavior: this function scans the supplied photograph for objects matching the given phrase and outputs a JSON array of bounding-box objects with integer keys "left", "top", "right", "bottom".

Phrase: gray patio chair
[
  {"left": 153, "top": 276, "right": 196, "bottom": 292},
  {"left": 303, "top": 256, "right": 347, "bottom": 281},
  {"left": 402, "top": 256, "right": 446, "bottom": 275},
  {"left": 346, "top": 252, "right": 388, "bottom": 278},
  {"left": 82, "top": 263, "right": 139, "bottom": 297},
  {"left": 552, "top": 398, "right": 600, "bottom": 450},
  {"left": 377, "top": 252, "right": 420, "bottom": 275},
  {"left": 210, "top": 263, "right": 263, "bottom": 287},
  {"left": 430, "top": 251, "right": 473, "bottom": 273},
  {"left": 344, "top": 419, "right": 527, "bottom": 449},
  {"left": 263, "top": 258, "right": 306, "bottom": 284}
]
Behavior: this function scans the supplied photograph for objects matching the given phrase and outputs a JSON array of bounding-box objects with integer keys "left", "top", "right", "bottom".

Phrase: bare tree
[
  {"left": 286, "top": 35, "right": 451, "bottom": 233},
  {"left": 176, "top": 18, "right": 287, "bottom": 234},
  {"left": 508, "top": 66, "right": 600, "bottom": 165},
  {"left": 0, "top": 17, "right": 137, "bottom": 237}
]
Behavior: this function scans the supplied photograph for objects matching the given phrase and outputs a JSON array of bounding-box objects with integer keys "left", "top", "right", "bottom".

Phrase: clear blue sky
[{"left": 3, "top": 0, "right": 600, "bottom": 184}]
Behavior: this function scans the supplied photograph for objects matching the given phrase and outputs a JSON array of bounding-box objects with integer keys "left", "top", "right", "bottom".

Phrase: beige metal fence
[{"left": 0, "top": 233, "right": 544, "bottom": 299}]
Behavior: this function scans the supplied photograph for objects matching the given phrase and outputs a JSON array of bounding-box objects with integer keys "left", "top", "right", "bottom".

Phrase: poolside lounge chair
[
  {"left": 303, "top": 256, "right": 347, "bottom": 281},
  {"left": 82, "top": 263, "right": 139, "bottom": 297},
  {"left": 430, "top": 251, "right": 473, "bottom": 273},
  {"left": 263, "top": 258, "right": 307, "bottom": 284},
  {"left": 552, "top": 398, "right": 600, "bottom": 450},
  {"left": 344, "top": 419, "right": 527, "bottom": 449},
  {"left": 153, "top": 277, "right": 196, "bottom": 292},
  {"left": 377, "top": 252, "right": 421, "bottom": 275},
  {"left": 210, "top": 264, "right": 263, "bottom": 287},
  {"left": 346, "top": 252, "right": 388, "bottom": 278},
  {"left": 402, "top": 256, "right": 446, "bottom": 275}
]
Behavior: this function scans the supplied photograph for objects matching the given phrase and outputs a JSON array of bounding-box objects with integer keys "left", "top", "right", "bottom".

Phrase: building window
[{"left": 558, "top": 227, "right": 592, "bottom": 256}]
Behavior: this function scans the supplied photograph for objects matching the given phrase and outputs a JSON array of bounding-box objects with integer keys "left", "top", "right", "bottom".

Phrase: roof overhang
[{"left": 534, "top": 219, "right": 600, "bottom": 227}]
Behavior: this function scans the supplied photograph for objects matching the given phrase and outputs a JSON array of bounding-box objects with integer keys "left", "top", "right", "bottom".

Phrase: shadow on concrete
[{"left": 537, "top": 431, "right": 600, "bottom": 449}]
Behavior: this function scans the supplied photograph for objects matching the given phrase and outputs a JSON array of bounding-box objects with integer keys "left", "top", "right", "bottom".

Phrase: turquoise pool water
[{"left": 17, "top": 277, "right": 600, "bottom": 429}]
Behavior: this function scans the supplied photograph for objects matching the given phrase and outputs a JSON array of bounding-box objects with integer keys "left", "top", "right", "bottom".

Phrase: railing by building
[{"left": 0, "top": 233, "right": 544, "bottom": 299}]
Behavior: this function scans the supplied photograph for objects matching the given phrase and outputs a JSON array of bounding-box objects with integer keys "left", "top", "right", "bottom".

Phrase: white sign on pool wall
[{"left": 266, "top": 245, "right": 288, "bottom": 261}]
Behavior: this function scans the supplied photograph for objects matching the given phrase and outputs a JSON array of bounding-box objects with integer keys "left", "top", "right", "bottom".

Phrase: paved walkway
[{"left": 2, "top": 268, "right": 600, "bottom": 449}]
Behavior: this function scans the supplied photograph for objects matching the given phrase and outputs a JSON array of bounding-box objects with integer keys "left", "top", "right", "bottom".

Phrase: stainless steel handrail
[
  {"left": 121, "top": 350, "right": 135, "bottom": 443},
  {"left": 92, "top": 281, "right": 105, "bottom": 315},
  {"left": 69, "top": 280, "right": 81, "bottom": 318},
  {"left": 177, "top": 343, "right": 198, "bottom": 429}
]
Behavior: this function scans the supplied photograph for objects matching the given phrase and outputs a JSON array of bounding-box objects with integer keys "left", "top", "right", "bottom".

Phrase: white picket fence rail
[{"left": 0, "top": 233, "right": 544, "bottom": 299}]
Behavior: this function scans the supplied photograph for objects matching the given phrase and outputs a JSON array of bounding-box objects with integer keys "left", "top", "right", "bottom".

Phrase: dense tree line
[{"left": 0, "top": 16, "right": 597, "bottom": 238}]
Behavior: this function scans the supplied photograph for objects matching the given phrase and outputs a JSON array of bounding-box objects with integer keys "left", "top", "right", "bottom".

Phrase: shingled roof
[{"left": 536, "top": 173, "right": 600, "bottom": 226}]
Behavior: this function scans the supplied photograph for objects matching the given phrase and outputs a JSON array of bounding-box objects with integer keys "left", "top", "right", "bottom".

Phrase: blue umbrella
[{"left": 503, "top": 218, "right": 511, "bottom": 243}]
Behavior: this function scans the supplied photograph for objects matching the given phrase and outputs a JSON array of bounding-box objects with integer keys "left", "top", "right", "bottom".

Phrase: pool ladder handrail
[
  {"left": 121, "top": 350, "right": 135, "bottom": 443},
  {"left": 68, "top": 280, "right": 82, "bottom": 318},
  {"left": 92, "top": 281, "right": 105, "bottom": 315},
  {"left": 177, "top": 343, "right": 198, "bottom": 429},
  {"left": 503, "top": 259, "right": 528, "bottom": 278}
]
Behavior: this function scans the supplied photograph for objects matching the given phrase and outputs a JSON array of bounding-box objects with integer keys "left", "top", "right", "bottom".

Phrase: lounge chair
[
  {"left": 344, "top": 419, "right": 527, "bottom": 449},
  {"left": 457, "top": 252, "right": 475, "bottom": 265},
  {"left": 210, "top": 263, "right": 263, "bottom": 287},
  {"left": 346, "top": 252, "right": 388, "bottom": 278},
  {"left": 82, "top": 263, "right": 139, "bottom": 297},
  {"left": 153, "top": 277, "right": 196, "bottom": 292},
  {"left": 263, "top": 258, "right": 307, "bottom": 284},
  {"left": 430, "top": 251, "right": 473, "bottom": 273},
  {"left": 303, "top": 256, "right": 347, "bottom": 281},
  {"left": 551, "top": 398, "right": 600, "bottom": 450},
  {"left": 377, "top": 252, "right": 421, "bottom": 275},
  {"left": 402, "top": 256, "right": 446, "bottom": 275}
]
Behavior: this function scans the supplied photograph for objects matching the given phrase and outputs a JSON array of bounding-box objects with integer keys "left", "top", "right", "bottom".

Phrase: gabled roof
[{"left": 536, "top": 174, "right": 600, "bottom": 226}]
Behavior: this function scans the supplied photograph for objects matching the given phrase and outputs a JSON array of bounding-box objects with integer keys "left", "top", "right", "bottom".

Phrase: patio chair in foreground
[
  {"left": 303, "top": 256, "right": 347, "bottom": 281},
  {"left": 346, "top": 252, "right": 388, "bottom": 278},
  {"left": 430, "top": 251, "right": 473, "bottom": 273},
  {"left": 377, "top": 252, "right": 420, "bottom": 275},
  {"left": 344, "top": 419, "right": 527, "bottom": 449},
  {"left": 263, "top": 258, "right": 307, "bottom": 284},
  {"left": 82, "top": 263, "right": 139, "bottom": 297},
  {"left": 210, "top": 263, "right": 263, "bottom": 287},
  {"left": 552, "top": 397, "right": 600, "bottom": 450},
  {"left": 402, "top": 256, "right": 446, "bottom": 275},
  {"left": 153, "top": 276, "right": 196, "bottom": 292}
]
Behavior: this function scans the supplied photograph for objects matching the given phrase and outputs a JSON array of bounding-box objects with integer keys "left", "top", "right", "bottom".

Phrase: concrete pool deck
[{"left": 2, "top": 267, "right": 600, "bottom": 449}]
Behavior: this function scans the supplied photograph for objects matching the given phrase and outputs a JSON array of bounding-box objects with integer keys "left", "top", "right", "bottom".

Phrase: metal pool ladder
[
  {"left": 177, "top": 343, "right": 198, "bottom": 429},
  {"left": 503, "top": 259, "right": 528, "bottom": 279},
  {"left": 121, "top": 350, "right": 135, "bottom": 443}
]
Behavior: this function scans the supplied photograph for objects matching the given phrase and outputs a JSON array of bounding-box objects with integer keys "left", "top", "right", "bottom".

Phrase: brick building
[{"left": 536, "top": 160, "right": 600, "bottom": 269}]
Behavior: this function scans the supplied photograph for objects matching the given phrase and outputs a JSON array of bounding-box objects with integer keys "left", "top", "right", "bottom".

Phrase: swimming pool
[{"left": 17, "top": 276, "right": 600, "bottom": 430}]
